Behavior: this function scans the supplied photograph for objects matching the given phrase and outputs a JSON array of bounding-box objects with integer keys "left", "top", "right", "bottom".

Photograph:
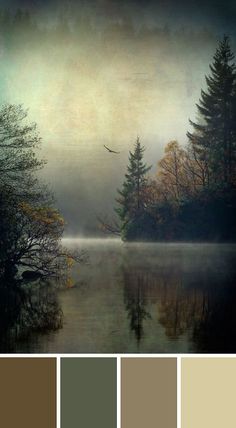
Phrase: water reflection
[
  {"left": 123, "top": 270, "right": 152, "bottom": 345},
  {"left": 1, "top": 241, "right": 236, "bottom": 353},
  {"left": 0, "top": 276, "right": 63, "bottom": 352},
  {"left": 120, "top": 243, "right": 236, "bottom": 352},
  {"left": 191, "top": 279, "right": 236, "bottom": 352}
]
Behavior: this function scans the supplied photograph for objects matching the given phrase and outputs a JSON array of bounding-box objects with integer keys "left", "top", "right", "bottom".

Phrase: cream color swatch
[{"left": 182, "top": 358, "right": 236, "bottom": 428}]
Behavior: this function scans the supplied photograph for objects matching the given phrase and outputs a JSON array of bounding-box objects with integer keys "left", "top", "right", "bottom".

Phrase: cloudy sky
[{"left": 1, "top": 0, "right": 236, "bottom": 235}]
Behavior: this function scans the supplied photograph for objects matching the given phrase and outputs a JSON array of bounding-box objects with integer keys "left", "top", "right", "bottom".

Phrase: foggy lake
[
  {"left": 9, "top": 239, "right": 236, "bottom": 354},
  {"left": 0, "top": 1, "right": 235, "bottom": 358}
]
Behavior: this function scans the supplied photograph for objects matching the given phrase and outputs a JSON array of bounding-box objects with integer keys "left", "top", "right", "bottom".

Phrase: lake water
[{"left": 4, "top": 239, "right": 236, "bottom": 353}]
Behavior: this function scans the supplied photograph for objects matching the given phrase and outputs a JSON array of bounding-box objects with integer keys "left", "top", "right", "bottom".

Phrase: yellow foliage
[
  {"left": 19, "top": 202, "right": 65, "bottom": 226},
  {"left": 164, "top": 140, "right": 179, "bottom": 153},
  {"left": 67, "top": 256, "right": 74, "bottom": 268},
  {"left": 66, "top": 277, "right": 75, "bottom": 289}
]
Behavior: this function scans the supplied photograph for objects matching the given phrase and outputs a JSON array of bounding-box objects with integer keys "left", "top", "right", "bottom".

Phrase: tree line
[{"left": 114, "top": 36, "right": 236, "bottom": 241}]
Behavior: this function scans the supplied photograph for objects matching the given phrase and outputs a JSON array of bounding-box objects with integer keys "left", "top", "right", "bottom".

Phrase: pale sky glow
[
  {"left": 6, "top": 37, "right": 212, "bottom": 151},
  {"left": 0, "top": 4, "right": 228, "bottom": 233}
]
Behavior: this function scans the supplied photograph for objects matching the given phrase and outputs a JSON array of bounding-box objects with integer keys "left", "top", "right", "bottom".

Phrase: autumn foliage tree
[
  {"left": 156, "top": 140, "right": 210, "bottom": 202},
  {"left": 147, "top": 137, "right": 236, "bottom": 241},
  {"left": 0, "top": 104, "right": 80, "bottom": 281}
]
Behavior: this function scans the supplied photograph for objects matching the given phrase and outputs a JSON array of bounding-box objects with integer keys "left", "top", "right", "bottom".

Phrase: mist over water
[
  {"left": 7, "top": 239, "right": 236, "bottom": 353},
  {"left": 0, "top": 2, "right": 236, "bottom": 354}
]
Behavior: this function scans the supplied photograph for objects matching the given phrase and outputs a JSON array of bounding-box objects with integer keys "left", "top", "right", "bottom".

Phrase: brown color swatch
[
  {"left": 182, "top": 358, "right": 236, "bottom": 428},
  {"left": 0, "top": 357, "right": 56, "bottom": 428},
  {"left": 121, "top": 358, "right": 177, "bottom": 428}
]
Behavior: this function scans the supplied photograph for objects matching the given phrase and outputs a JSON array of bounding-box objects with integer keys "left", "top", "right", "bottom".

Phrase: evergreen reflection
[{"left": 123, "top": 270, "right": 151, "bottom": 345}]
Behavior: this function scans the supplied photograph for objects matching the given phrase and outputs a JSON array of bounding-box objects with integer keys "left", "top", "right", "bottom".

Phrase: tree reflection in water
[
  {"left": 123, "top": 270, "right": 151, "bottom": 345},
  {"left": 122, "top": 248, "right": 236, "bottom": 353},
  {"left": 1, "top": 243, "right": 236, "bottom": 353},
  {"left": 0, "top": 276, "right": 63, "bottom": 352}
]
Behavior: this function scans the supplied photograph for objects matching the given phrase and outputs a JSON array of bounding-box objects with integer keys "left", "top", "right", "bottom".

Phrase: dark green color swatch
[{"left": 61, "top": 358, "right": 117, "bottom": 428}]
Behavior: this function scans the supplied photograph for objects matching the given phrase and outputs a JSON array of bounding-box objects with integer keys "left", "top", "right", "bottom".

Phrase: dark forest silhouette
[
  {"left": 0, "top": 104, "right": 82, "bottom": 284},
  {"left": 113, "top": 36, "right": 236, "bottom": 241},
  {"left": 0, "top": 104, "right": 82, "bottom": 348}
]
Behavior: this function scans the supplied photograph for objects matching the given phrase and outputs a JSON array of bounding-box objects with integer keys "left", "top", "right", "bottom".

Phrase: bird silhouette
[{"left": 104, "top": 145, "right": 120, "bottom": 154}]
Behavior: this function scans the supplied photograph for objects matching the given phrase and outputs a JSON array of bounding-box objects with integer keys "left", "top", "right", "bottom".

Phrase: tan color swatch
[
  {"left": 121, "top": 358, "right": 177, "bottom": 428},
  {"left": 0, "top": 358, "right": 56, "bottom": 428},
  {"left": 182, "top": 358, "right": 236, "bottom": 428}
]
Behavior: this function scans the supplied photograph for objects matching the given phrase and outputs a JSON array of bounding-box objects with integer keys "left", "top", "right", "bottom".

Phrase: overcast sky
[{"left": 1, "top": 0, "right": 236, "bottom": 235}]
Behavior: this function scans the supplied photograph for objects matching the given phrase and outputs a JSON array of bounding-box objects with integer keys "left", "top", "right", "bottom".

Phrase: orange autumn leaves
[{"left": 154, "top": 140, "right": 207, "bottom": 204}]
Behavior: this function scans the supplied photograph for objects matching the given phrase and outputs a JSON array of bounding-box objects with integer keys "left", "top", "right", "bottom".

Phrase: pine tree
[
  {"left": 115, "top": 137, "right": 152, "bottom": 240},
  {"left": 187, "top": 35, "right": 236, "bottom": 186}
]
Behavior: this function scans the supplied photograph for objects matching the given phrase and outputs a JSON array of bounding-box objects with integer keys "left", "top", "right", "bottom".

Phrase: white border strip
[
  {"left": 57, "top": 356, "right": 61, "bottom": 428},
  {"left": 1, "top": 353, "right": 236, "bottom": 358},
  {"left": 177, "top": 356, "right": 181, "bottom": 428},
  {"left": 0, "top": 353, "right": 236, "bottom": 358},
  {"left": 117, "top": 356, "right": 121, "bottom": 428}
]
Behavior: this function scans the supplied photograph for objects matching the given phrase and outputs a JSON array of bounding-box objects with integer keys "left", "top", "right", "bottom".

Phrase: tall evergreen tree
[
  {"left": 187, "top": 35, "right": 236, "bottom": 186},
  {"left": 116, "top": 137, "right": 152, "bottom": 240}
]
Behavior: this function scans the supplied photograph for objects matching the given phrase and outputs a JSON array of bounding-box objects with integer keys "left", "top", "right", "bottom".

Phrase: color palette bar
[{"left": 0, "top": 356, "right": 235, "bottom": 427}]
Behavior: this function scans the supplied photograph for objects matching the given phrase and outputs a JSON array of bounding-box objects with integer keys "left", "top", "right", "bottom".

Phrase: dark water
[{"left": 1, "top": 239, "right": 236, "bottom": 353}]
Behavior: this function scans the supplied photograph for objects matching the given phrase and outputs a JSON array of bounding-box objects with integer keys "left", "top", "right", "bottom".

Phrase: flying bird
[{"left": 104, "top": 145, "right": 120, "bottom": 154}]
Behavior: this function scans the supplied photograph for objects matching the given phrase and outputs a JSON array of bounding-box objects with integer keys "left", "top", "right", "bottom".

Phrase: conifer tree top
[
  {"left": 188, "top": 35, "right": 236, "bottom": 137},
  {"left": 126, "top": 136, "right": 152, "bottom": 179},
  {"left": 187, "top": 35, "right": 236, "bottom": 185}
]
